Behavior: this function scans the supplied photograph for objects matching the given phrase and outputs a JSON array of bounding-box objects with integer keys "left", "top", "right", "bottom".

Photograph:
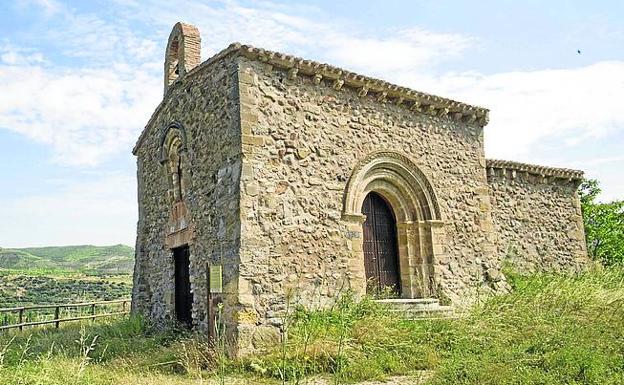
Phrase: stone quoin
[{"left": 131, "top": 22, "right": 588, "bottom": 355}]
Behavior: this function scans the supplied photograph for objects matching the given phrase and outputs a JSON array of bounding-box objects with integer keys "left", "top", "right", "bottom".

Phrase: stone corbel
[
  {"left": 465, "top": 113, "right": 477, "bottom": 123},
  {"left": 358, "top": 86, "right": 369, "bottom": 97},
  {"left": 332, "top": 79, "right": 344, "bottom": 90},
  {"left": 477, "top": 113, "right": 489, "bottom": 126},
  {"left": 313, "top": 73, "right": 323, "bottom": 84},
  {"left": 287, "top": 67, "right": 298, "bottom": 80},
  {"left": 410, "top": 101, "right": 422, "bottom": 112}
]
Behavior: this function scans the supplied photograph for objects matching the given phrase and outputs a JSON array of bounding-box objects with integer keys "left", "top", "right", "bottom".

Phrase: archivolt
[
  {"left": 159, "top": 122, "right": 187, "bottom": 164},
  {"left": 343, "top": 151, "right": 441, "bottom": 222}
]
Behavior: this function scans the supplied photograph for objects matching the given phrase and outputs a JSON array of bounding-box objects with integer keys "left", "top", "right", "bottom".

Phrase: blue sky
[{"left": 1, "top": 0, "right": 623, "bottom": 247}]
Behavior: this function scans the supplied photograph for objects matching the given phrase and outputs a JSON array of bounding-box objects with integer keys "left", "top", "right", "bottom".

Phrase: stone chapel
[{"left": 131, "top": 22, "right": 588, "bottom": 354}]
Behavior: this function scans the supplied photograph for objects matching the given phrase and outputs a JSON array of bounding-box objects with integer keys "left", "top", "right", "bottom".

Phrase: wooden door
[
  {"left": 362, "top": 192, "right": 401, "bottom": 295},
  {"left": 173, "top": 245, "right": 193, "bottom": 326}
]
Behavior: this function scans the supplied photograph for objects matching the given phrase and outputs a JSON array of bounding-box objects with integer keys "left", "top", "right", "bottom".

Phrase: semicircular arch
[
  {"left": 158, "top": 122, "right": 187, "bottom": 164},
  {"left": 343, "top": 151, "right": 441, "bottom": 222}
]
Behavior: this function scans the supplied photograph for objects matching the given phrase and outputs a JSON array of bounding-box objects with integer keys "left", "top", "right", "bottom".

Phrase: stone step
[
  {"left": 391, "top": 305, "right": 454, "bottom": 320},
  {"left": 374, "top": 298, "right": 454, "bottom": 320},
  {"left": 376, "top": 298, "right": 440, "bottom": 306}
]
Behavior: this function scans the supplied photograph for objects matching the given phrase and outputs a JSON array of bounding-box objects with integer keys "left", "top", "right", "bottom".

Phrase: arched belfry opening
[
  {"left": 343, "top": 151, "right": 445, "bottom": 299},
  {"left": 164, "top": 22, "right": 201, "bottom": 95}
]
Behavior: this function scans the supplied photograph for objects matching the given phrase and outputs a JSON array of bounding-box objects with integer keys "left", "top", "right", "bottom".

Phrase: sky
[{"left": 0, "top": 0, "right": 623, "bottom": 247}]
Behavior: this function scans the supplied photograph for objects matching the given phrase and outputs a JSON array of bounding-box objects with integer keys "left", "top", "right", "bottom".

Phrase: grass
[
  {"left": 0, "top": 316, "right": 201, "bottom": 385},
  {"left": 0, "top": 266, "right": 622, "bottom": 385}
]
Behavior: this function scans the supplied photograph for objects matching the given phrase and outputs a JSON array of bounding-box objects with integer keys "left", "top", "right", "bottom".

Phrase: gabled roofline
[{"left": 133, "top": 42, "right": 490, "bottom": 154}]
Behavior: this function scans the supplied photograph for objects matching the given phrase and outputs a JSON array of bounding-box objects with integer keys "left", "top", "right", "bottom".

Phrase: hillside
[
  {"left": 0, "top": 245, "right": 134, "bottom": 306},
  {"left": 0, "top": 244, "right": 134, "bottom": 275}
]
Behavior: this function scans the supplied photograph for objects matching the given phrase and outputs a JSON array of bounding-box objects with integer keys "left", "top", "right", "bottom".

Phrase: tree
[{"left": 578, "top": 179, "right": 624, "bottom": 266}]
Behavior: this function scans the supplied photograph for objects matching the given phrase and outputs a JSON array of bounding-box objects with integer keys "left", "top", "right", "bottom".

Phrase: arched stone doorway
[
  {"left": 362, "top": 192, "right": 401, "bottom": 295},
  {"left": 342, "top": 151, "right": 445, "bottom": 299}
]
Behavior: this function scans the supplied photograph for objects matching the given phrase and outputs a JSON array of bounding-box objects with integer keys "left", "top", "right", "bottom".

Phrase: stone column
[
  {"left": 397, "top": 221, "right": 417, "bottom": 298},
  {"left": 342, "top": 214, "right": 367, "bottom": 298},
  {"left": 427, "top": 220, "right": 446, "bottom": 298},
  {"left": 414, "top": 221, "right": 431, "bottom": 297}
]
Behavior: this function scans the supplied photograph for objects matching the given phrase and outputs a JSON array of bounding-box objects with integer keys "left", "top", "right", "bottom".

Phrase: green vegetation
[
  {"left": 0, "top": 244, "right": 134, "bottom": 308},
  {"left": 578, "top": 179, "right": 624, "bottom": 266},
  {"left": 0, "top": 244, "right": 134, "bottom": 275},
  {"left": 1, "top": 267, "right": 622, "bottom": 385},
  {"left": 0, "top": 271, "right": 131, "bottom": 307},
  {"left": 247, "top": 266, "right": 624, "bottom": 384}
]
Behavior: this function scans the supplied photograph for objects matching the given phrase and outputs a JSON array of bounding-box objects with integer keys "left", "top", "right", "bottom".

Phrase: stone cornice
[
  {"left": 133, "top": 42, "right": 490, "bottom": 154},
  {"left": 234, "top": 44, "right": 489, "bottom": 126},
  {"left": 486, "top": 159, "right": 584, "bottom": 181}
]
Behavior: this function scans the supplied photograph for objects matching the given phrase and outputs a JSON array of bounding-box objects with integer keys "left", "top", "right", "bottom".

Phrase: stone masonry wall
[
  {"left": 487, "top": 165, "right": 588, "bottom": 272},
  {"left": 234, "top": 55, "right": 503, "bottom": 353},
  {"left": 132, "top": 38, "right": 589, "bottom": 356},
  {"left": 132, "top": 53, "right": 242, "bottom": 334}
]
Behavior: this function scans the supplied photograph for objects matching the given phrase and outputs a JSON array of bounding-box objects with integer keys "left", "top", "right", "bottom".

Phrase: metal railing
[{"left": 0, "top": 299, "right": 130, "bottom": 331}]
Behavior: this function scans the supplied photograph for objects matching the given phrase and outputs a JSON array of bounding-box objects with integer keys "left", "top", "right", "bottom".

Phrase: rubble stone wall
[
  {"left": 487, "top": 165, "right": 588, "bottom": 272},
  {"left": 234, "top": 55, "right": 505, "bottom": 353},
  {"left": 132, "top": 53, "right": 242, "bottom": 334},
  {"left": 132, "top": 32, "right": 589, "bottom": 355}
]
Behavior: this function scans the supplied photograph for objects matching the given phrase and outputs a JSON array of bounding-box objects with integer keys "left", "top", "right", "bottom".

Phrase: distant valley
[
  {"left": 0, "top": 244, "right": 134, "bottom": 275},
  {"left": 0, "top": 245, "right": 134, "bottom": 306}
]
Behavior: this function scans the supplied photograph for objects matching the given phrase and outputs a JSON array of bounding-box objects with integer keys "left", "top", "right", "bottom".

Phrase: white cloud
[
  {"left": 323, "top": 28, "right": 475, "bottom": 76},
  {"left": 15, "top": 0, "right": 62, "bottom": 15},
  {"left": 399, "top": 61, "right": 624, "bottom": 160},
  {"left": 0, "top": 172, "right": 136, "bottom": 247},
  {"left": 2, "top": 0, "right": 623, "bottom": 247},
  {"left": 0, "top": 53, "right": 160, "bottom": 166},
  {"left": 0, "top": 45, "right": 45, "bottom": 65},
  {"left": 1, "top": 0, "right": 475, "bottom": 167},
  {"left": 6, "top": 0, "right": 623, "bottom": 171},
  {"left": 106, "top": 0, "right": 473, "bottom": 73}
]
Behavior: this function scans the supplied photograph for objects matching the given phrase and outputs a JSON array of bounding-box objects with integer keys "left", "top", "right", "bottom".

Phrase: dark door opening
[
  {"left": 362, "top": 192, "right": 401, "bottom": 296},
  {"left": 173, "top": 245, "right": 193, "bottom": 326}
]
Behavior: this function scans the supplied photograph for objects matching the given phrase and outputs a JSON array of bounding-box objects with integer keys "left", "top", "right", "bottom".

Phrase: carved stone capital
[{"left": 341, "top": 213, "right": 367, "bottom": 224}]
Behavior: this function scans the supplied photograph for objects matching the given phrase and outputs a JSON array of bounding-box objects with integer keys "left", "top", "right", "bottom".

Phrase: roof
[
  {"left": 133, "top": 42, "right": 490, "bottom": 154},
  {"left": 486, "top": 159, "right": 584, "bottom": 180},
  {"left": 234, "top": 43, "right": 489, "bottom": 122}
]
